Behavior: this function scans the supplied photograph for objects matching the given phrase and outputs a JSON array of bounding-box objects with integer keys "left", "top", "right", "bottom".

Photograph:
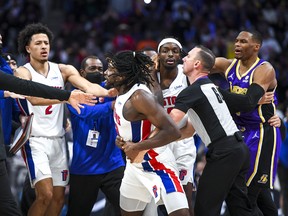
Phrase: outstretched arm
[
  {"left": 211, "top": 57, "right": 232, "bottom": 75},
  {"left": 60, "top": 64, "right": 117, "bottom": 97},
  {"left": 0, "top": 69, "right": 96, "bottom": 114}
]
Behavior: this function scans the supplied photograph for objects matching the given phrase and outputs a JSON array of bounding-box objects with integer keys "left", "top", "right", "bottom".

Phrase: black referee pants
[
  {"left": 66, "top": 166, "right": 124, "bottom": 216},
  {"left": 194, "top": 135, "right": 252, "bottom": 216}
]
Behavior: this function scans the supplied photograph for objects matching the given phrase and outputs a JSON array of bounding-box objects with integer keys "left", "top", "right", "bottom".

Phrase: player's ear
[
  {"left": 254, "top": 43, "right": 261, "bottom": 51},
  {"left": 25, "top": 46, "right": 31, "bottom": 54}
]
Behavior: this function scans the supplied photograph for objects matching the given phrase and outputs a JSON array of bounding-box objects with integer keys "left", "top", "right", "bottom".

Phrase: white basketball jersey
[
  {"left": 114, "top": 84, "right": 154, "bottom": 142},
  {"left": 24, "top": 62, "right": 65, "bottom": 137},
  {"left": 114, "top": 83, "right": 167, "bottom": 155},
  {"left": 159, "top": 65, "right": 189, "bottom": 114},
  {"left": 158, "top": 65, "right": 196, "bottom": 178}
]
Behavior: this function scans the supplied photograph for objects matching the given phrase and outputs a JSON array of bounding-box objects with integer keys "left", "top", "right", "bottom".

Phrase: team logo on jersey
[
  {"left": 152, "top": 185, "right": 158, "bottom": 198},
  {"left": 258, "top": 174, "right": 268, "bottom": 184},
  {"left": 61, "top": 170, "right": 69, "bottom": 181},
  {"left": 252, "top": 131, "right": 259, "bottom": 139},
  {"left": 98, "top": 97, "right": 104, "bottom": 103},
  {"left": 228, "top": 73, "right": 234, "bottom": 80},
  {"left": 243, "top": 76, "right": 249, "bottom": 83},
  {"left": 179, "top": 169, "right": 187, "bottom": 181}
]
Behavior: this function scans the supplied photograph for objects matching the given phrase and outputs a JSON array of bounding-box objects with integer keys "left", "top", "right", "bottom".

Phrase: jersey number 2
[{"left": 45, "top": 105, "right": 53, "bottom": 115}]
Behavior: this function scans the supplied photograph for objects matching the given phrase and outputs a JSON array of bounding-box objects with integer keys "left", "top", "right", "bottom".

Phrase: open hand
[{"left": 68, "top": 90, "right": 97, "bottom": 114}]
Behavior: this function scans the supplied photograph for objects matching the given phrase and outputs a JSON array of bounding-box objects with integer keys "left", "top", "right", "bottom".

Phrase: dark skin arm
[
  {"left": 211, "top": 57, "right": 232, "bottom": 75},
  {"left": 119, "top": 89, "right": 181, "bottom": 162}
]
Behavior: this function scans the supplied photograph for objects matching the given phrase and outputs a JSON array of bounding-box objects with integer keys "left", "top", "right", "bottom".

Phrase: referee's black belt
[{"left": 208, "top": 131, "right": 244, "bottom": 148}]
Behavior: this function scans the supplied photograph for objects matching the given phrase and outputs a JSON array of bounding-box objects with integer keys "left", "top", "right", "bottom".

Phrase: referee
[{"left": 169, "top": 45, "right": 252, "bottom": 216}]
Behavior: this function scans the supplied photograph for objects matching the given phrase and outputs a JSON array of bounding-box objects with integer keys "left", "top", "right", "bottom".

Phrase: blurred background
[{"left": 1, "top": 0, "right": 287, "bottom": 110}]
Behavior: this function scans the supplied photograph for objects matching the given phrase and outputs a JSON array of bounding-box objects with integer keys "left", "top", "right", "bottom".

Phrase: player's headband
[{"left": 157, "top": 38, "right": 182, "bottom": 52}]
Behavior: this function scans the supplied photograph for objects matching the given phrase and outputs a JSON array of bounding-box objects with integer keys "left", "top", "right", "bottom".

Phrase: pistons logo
[
  {"left": 99, "top": 97, "right": 104, "bottom": 103},
  {"left": 152, "top": 185, "right": 158, "bottom": 198},
  {"left": 61, "top": 170, "right": 69, "bottom": 181},
  {"left": 179, "top": 169, "right": 187, "bottom": 181}
]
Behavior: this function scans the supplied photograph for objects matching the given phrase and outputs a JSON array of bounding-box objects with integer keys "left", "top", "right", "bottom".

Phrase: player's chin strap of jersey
[{"left": 218, "top": 83, "right": 265, "bottom": 114}]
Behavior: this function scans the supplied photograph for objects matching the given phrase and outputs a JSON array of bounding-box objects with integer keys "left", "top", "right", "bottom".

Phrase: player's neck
[
  {"left": 159, "top": 66, "right": 178, "bottom": 89},
  {"left": 239, "top": 55, "right": 258, "bottom": 69},
  {"left": 160, "top": 65, "right": 178, "bottom": 78},
  {"left": 30, "top": 59, "right": 49, "bottom": 76}
]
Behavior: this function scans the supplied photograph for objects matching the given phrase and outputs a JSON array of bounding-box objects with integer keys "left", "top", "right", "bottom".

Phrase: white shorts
[
  {"left": 169, "top": 136, "right": 197, "bottom": 185},
  {"left": 22, "top": 136, "right": 69, "bottom": 188},
  {"left": 120, "top": 147, "right": 188, "bottom": 214}
]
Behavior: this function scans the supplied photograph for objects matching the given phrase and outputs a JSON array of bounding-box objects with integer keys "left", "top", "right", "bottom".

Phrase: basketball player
[
  {"left": 0, "top": 68, "right": 95, "bottom": 216},
  {"left": 155, "top": 38, "right": 196, "bottom": 216},
  {"left": 14, "top": 23, "right": 115, "bottom": 216},
  {"left": 105, "top": 50, "right": 190, "bottom": 216},
  {"left": 211, "top": 30, "right": 281, "bottom": 216}
]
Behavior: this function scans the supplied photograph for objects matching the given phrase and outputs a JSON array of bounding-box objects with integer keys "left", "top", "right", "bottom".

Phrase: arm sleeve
[
  {"left": 280, "top": 119, "right": 287, "bottom": 141},
  {"left": 219, "top": 83, "right": 265, "bottom": 114},
  {"left": 0, "top": 70, "right": 71, "bottom": 101}
]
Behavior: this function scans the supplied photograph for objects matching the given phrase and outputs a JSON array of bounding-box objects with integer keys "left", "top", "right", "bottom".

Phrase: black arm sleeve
[
  {"left": 280, "top": 119, "right": 287, "bottom": 141},
  {"left": 219, "top": 83, "right": 265, "bottom": 114},
  {"left": 0, "top": 70, "right": 71, "bottom": 101}
]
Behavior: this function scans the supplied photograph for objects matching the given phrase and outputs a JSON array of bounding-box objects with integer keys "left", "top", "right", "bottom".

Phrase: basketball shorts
[
  {"left": 168, "top": 136, "right": 197, "bottom": 185},
  {"left": 22, "top": 136, "right": 69, "bottom": 188},
  {"left": 120, "top": 147, "right": 188, "bottom": 214},
  {"left": 243, "top": 124, "right": 281, "bottom": 189}
]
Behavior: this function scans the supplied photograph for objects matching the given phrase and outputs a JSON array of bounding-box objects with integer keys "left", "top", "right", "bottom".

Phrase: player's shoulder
[
  {"left": 58, "top": 63, "right": 78, "bottom": 74},
  {"left": 131, "top": 88, "right": 152, "bottom": 100},
  {"left": 255, "top": 60, "right": 275, "bottom": 75},
  {"left": 14, "top": 66, "right": 31, "bottom": 79}
]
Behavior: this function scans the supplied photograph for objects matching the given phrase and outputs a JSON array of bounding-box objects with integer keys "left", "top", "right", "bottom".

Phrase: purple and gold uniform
[{"left": 225, "top": 58, "right": 281, "bottom": 189}]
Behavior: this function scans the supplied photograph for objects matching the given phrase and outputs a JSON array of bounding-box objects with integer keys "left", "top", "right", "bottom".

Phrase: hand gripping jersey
[{"left": 23, "top": 62, "right": 65, "bottom": 137}]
